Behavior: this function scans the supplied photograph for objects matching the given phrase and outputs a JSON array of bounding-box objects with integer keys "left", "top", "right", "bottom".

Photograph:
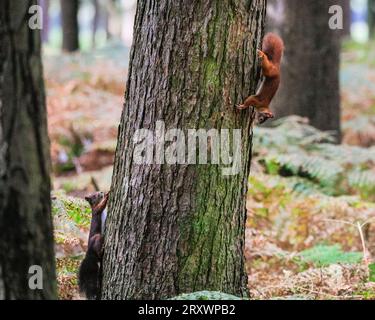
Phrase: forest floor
[{"left": 46, "top": 41, "right": 375, "bottom": 300}]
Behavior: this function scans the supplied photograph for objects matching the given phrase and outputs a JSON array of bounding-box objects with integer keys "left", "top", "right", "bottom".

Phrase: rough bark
[
  {"left": 271, "top": 0, "right": 341, "bottom": 140},
  {"left": 102, "top": 0, "right": 266, "bottom": 300},
  {"left": 60, "top": 0, "right": 80, "bottom": 52},
  {"left": 0, "top": 0, "right": 56, "bottom": 299}
]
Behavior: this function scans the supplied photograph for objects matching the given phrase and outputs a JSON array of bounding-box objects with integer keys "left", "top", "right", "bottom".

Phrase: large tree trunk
[
  {"left": 0, "top": 0, "right": 56, "bottom": 299},
  {"left": 272, "top": 0, "right": 341, "bottom": 140},
  {"left": 102, "top": 0, "right": 266, "bottom": 300},
  {"left": 60, "top": 0, "right": 80, "bottom": 52}
]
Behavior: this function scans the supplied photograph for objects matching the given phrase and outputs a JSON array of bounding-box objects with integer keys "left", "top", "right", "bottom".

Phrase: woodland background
[
  {"left": 1, "top": 0, "right": 375, "bottom": 300},
  {"left": 45, "top": 0, "right": 375, "bottom": 299}
]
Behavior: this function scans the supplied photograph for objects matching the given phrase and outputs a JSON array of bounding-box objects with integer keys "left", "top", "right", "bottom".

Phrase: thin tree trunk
[
  {"left": 92, "top": 0, "right": 99, "bottom": 48},
  {"left": 121, "top": 0, "right": 136, "bottom": 47},
  {"left": 102, "top": 0, "right": 266, "bottom": 300},
  {"left": 342, "top": 0, "right": 351, "bottom": 38},
  {"left": 104, "top": 9, "right": 110, "bottom": 40},
  {"left": 369, "top": 0, "right": 375, "bottom": 38},
  {"left": 61, "top": 0, "right": 80, "bottom": 52},
  {"left": 0, "top": 0, "right": 56, "bottom": 299},
  {"left": 266, "top": 0, "right": 285, "bottom": 33},
  {"left": 40, "top": 0, "right": 50, "bottom": 42},
  {"left": 272, "top": 0, "right": 341, "bottom": 140}
]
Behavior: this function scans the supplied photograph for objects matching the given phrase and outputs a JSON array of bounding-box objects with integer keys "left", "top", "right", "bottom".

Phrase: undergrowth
[
  {"left": 248, "top": 116, "right": 375, "bottom": 300},
  {"left": 253, "top": 116, "right": 375, "bottom": 201}
]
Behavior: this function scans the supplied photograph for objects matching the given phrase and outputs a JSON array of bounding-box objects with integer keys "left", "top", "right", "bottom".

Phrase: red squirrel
[
  {"left": 78, "top": 191, "right": 109, "bottom": 300},
  {"left": 237, "top": 33, "right": 284, "bottom": 124}
]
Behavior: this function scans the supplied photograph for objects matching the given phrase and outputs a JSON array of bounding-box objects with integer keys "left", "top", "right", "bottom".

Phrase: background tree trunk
[
  {"left": 0, "top": 0, "right": 56, "bottom": 299},
  {"left": 61, "top": 0, "right": 80, "bottom": 52},
  {"left": 92, "top": 0, "right": 99, "bottom": 48},
  {"left": 342, "top": 0, "right": 351, "bottom": 38},
  {"left": 369, "top": 0, "right": 375, "bottom": 38},
  {"left": 266, "top": 0, "right": 285, "bottom": 33},
  {"left": 40, "top": 0, "right": 50, "bottom": 43},
  {"left": 102, "top": 0, "right": 266, "bottom": 300},
  {"left": 271, "top": 0, "right": 341, "bottom": 140}
]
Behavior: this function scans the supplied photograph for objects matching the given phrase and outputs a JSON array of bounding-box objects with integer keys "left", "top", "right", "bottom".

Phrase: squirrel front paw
[
  {"left": 257, "top": 50, "right": 266, "bottom": 59},
  {"left": 236, "top": 104, "right": 248, "bottom": 110}
]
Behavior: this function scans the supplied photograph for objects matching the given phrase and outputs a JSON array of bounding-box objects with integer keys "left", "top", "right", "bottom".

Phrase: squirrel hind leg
[{"left": 237, "top": 95, "right": 261, "bottom": 110}]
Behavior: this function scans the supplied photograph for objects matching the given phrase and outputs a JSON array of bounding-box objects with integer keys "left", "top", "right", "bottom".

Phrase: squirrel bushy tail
[
  {"left": 78, "top": 251, "right": 100, "bottom": 300},
  {"left": 262, "top": 32, "right": 284, "bottom": 63}
]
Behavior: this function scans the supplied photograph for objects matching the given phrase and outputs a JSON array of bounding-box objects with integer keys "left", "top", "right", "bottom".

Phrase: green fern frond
[
  {"left": 266, "top": 153, "right": 343, "bottom": 185},
  {"left": 348, "top": 169, "right": 375, "bottom": 189},
  {"left": 253, "top": 116, "right": 375, "bottom": 199}
]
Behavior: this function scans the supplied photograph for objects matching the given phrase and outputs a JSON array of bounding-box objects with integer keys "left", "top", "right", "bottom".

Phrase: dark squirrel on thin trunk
[{"left": 78, "top": 191, "right": 109, "bottom": 300}]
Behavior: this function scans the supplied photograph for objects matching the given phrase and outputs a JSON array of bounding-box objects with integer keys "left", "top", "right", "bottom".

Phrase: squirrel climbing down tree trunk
[{"left": 237, "top": 33, "right": 284, "bottom": 124}]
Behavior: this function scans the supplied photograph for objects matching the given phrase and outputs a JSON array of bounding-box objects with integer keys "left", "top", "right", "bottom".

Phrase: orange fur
[{"left": 237, "top": 33, "right": 284, "bottom": 124}]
